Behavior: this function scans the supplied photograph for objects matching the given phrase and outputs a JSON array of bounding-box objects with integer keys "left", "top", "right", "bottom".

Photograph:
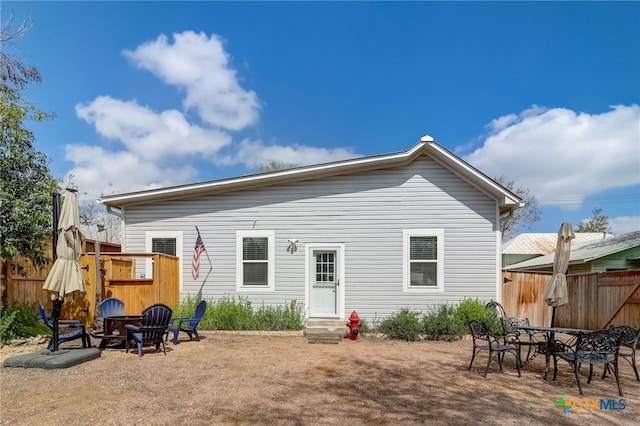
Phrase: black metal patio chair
[
  {"left": 553, "top": 329, "right": 623, "bottom": 396},
  {"left": 467, "top": 320, "right": 521, "bottom": 377},
  {"left": 485, "top": 301, "right": 542, "bottom": 365},
  {"left": 605, "top": 325, "right": 640, "bottom": 381}
]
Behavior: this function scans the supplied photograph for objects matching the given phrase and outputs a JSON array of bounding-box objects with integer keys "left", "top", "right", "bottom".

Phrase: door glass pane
[{"left": 315, "top": 251, "right": 335, "bottom": 283}]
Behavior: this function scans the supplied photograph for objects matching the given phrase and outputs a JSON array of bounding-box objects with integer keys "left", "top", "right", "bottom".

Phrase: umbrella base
[{"left": 2, "top": 348, "right": 100, "bottom": 369}]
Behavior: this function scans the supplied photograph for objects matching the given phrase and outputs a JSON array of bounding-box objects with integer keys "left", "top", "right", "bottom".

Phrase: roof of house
[
  {"left": 504, "top": 230, "right": 640, "bottom": 270},
  {"left": 502, "top": 233, "right": 612, "bottom": 255},
  {"left": 99, "top": 136, "right": 522, "bottom": 213}
]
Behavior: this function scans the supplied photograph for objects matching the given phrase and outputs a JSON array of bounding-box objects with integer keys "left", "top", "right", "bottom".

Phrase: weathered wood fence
[
  {"left": 2, "top": 252, "right": 179, "bottom": 326},
  {"left": 502, "top": 270, "right": 640, "bottom": 329}
]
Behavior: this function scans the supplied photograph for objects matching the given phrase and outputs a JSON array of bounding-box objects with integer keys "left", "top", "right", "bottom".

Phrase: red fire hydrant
[{"left": 348, "top": 311, "right": 360, "bottom": 340}]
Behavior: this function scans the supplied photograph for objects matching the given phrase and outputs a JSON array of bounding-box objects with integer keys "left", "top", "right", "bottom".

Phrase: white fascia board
[
  {"left": 425, "top": 142, "right": 521, "bottom": 208},
  {"left": 99, "top": 139, "right": 519, "bottom": 210},
  {"left": 100, "top": 144, "right": 423, "bottom": 208}
]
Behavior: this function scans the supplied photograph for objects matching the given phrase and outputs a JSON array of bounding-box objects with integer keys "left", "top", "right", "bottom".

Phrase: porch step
[{"left": 304, "top": 318, "right": 347, "bottom": 343}]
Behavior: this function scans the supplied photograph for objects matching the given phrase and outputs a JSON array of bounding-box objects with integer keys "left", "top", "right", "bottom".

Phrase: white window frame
[
  {"left": 403, "top": 229, "right": 444, "bottom": 293},
  {"left": 145, "top": 231, "right": 183, "bottom": 290},
  {"left": 236, "top": 230, "right": 275, "bottom": 292}
]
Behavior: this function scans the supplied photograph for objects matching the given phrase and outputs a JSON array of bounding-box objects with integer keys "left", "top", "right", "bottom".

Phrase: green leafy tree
[
  {"left": 255, "top": 161, "right": 298, "bottom": 173},
  {"left": 575, "top": 207, "right": 612, "bottom": 233},
  {"left": 1, "top": 17, "right": 59, "bottom": 271},
  {"left": 495, "top": 175, "right": 542, "bottom": 240}
]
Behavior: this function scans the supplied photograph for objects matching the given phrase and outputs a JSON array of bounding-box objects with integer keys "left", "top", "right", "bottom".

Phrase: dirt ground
[{"left": 0, "top": 332, "right": 638, "bottom": 426}]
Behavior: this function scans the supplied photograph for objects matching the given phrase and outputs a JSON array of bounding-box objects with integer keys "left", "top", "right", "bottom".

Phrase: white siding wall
[{"left": 121, "top": 156, "right": 499, "bottom": 321}]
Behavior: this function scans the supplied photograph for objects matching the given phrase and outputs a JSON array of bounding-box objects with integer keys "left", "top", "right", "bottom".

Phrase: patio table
[
  {"left": 515, "top": 325, "right": 593, "bottom": 380},
  {"left": 98, "top": 315, "right": 143, "bottom": 349}
]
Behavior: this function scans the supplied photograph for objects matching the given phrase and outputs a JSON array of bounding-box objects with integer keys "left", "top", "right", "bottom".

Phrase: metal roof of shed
[
  {"left": 502, "top": 233, "right": 611, "bottom": 255},
  {"left": 504, "top": 231, "right": 640, "bottom": 270}
]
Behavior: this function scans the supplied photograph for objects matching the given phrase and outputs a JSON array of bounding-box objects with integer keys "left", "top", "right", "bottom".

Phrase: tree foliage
[
  {"left": 1, "top": 16, "right": 41, "bottom": 90},
  {"left": 0, "top": 17, "right": 59, "bottom": 269},
  {"left": 575, "top": 207, "right": 611, "bottom": 233},
  {"left": 255, "top": 161, "right": 298, "bottom": 173},
  {"left": 496, "top": 175, "right": 542, "bottom": 240}
]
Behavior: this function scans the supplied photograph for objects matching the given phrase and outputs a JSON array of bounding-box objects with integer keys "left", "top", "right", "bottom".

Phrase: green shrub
[
  {"left": 357, "top": 318, "right": 372, "bottom": 334},
  {"left": 484, "top": 303, "right": 504, "bottom": 334},
  {"left": 378, "top": 308, "right": 422, "bottom": 341},
  {"left": 453, "top": 298, "right": 491, "bottom": 327},
  {"left": 210, "top": 296, "right": 255, "bottom": 330},
  {"left": 175, "top": 296, "right": 305, "bottom": 331},
  {"left": 0, "top": 310, "right": 19, "bottom": 342},
  {"left": 422, "top": 304, "right": 465, "bottom": 340},
  {"left": 251, "top": 300, "right": 305, "bottom": 331},
  {"left": 0, "top": 304, "right": 50, "bottom": 342}
]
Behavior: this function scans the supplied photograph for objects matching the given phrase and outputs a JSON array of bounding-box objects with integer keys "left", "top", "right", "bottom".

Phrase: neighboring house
[
  {"left": 504, "top": 231, "right": 640, "bottom": 274},
  {"left": 502, "top": 232, "right": 611, "bottom": 267},
  {"left": 99, "top": 136, "right": 521, "bottom": 322}
]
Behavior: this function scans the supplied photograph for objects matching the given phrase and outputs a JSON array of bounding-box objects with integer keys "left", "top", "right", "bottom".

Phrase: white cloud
[
  {"left": 63, "top": 31, "right": 361, "bottom": 200},
  {"left": 216, "top": 139, "right": 359, "bottom": 169},
  {"left": 122, "top": 31, "right": 260, "bottom": 131},
  {"left": 64, "top": 144, "right": 199, "bottom": 199},
  {"left": 76, "top": 96, "right": 232, "bottom": 162},
  {"left": 609, "top": 216, "right": 640, "bottom": 235},
  {"left": 464, "top": 105, "right": 640, "bottom": 209}
]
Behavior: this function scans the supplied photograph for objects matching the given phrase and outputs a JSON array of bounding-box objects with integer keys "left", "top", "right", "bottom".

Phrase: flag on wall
[{"left": 192, "top": 231, "right": 206, "bottom": 280}]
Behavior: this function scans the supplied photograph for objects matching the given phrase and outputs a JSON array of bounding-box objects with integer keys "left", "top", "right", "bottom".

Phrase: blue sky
[{"left": 3, "top": 1, "right": 639, "bottom": 236}]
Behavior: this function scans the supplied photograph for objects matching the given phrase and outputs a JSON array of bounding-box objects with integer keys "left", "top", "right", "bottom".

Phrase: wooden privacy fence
[
  {"left": 2, "top": 252, "right": 179, "bottom": 327},
  {"left": 502, "top": 270, "right": 640, "bottom": 330}
]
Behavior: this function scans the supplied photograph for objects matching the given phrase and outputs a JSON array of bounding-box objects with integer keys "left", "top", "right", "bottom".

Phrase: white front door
[{"left": 309, "top": 247, "right": 341, "bottom": 317}]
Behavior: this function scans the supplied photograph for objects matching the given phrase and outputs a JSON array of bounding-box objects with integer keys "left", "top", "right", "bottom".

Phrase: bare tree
[
  {"left": 496, "top": 175, "right": 542, "bottom": 241},
  {"left": 1, "top": 15, "right": 41, "bottom": 90},
  {"left": 575, "top": 207, "right": 612, "bottom": 233},
  {"left": 67, "top": 177, "right": 121, "bottom": 243}
]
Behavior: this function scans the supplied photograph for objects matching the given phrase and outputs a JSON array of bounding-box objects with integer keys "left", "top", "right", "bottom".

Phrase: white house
[{"left": 100, "top": 136, "right": 521, "bottom": 322}]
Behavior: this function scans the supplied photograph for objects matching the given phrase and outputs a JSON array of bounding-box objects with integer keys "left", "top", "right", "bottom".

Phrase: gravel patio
[{"left": 1, "top": 332, "right": 638, "bottom": 425}]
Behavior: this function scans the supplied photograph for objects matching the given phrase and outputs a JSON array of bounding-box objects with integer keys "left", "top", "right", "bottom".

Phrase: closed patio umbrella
[
  {"left": 543, "top": 222, "right": 575, "bottom": 327},
  {"left": 42, "top": 189, "right": 86, "bottom": 351}
]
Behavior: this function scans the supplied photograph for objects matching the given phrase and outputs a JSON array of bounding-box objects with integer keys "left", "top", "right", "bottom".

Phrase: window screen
[
  {"left": 242, "top": 237, "right": 268, "bottom": 286},
  {"left": 152, "top": 238, "right": 176, "bottom": 256}
]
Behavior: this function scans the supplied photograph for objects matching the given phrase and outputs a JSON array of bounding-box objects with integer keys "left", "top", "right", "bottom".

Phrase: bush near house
[
  {"left": 0, "top": 303, "right": 50, "bottom": 342},
  {"left": 378, "top": 308, "right": 423, "bottom": 341},
  {"left": 2, "top": 297, "right": 495, "bottom": 343},
  {"left": 173, "top": 295, "right": 305, "bottom": 331},
  {"left": 371, "top": 298, "right": 496, "bottom": 341}
]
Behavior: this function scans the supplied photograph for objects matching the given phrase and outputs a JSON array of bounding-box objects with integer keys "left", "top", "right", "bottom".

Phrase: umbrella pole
[
  {"left": 52, "top": 299, "right": 63, "bottom": 352},
  {"left": 51, "top": 193, "right": 62, "bottom": 352},
  {"left": 550, "top": 307, "right": 556, "bottom": 328}
]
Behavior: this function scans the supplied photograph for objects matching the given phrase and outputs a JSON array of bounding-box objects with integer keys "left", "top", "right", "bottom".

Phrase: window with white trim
[
  {"left": 403, "top": 229, "right": 444, "bottom": 292},
  {"left": 236, "top": 230, "right": 275, "bottom": 291},
  {"left": 144, "top": 231, "right": 183, "bottom": 286}
]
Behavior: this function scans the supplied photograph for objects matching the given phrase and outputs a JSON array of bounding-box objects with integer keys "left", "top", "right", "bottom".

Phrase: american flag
[{"left": 192, "top": 232, "right": 206, "bottom": 280}]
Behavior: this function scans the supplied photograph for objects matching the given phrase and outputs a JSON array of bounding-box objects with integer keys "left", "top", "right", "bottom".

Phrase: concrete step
[{"left": 304, "top": 318, "right": 347, "bottom": 342}]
